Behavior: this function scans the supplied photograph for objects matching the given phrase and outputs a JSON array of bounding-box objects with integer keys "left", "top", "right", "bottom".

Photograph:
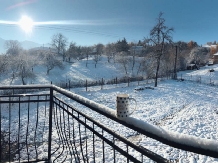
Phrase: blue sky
[{"left": 0, "top": 0, "right": 217, "bottom": 46}]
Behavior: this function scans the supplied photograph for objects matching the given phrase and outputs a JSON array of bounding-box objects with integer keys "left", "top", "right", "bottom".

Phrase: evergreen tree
[{"left": 116, "top": 38, "right": 129, "bottom": 53}]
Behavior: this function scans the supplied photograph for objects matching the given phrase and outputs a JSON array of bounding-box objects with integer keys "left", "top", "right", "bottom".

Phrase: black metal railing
[
  {"left": 0, "top": 86, "right": 51, "bottom": 162},
  {"left": 0, "top": 85, "right": 218, "bottom": 163}
]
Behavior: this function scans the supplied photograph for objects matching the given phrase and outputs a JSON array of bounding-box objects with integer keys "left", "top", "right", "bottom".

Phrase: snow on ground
[
  {"left": 69, "top": 79, "right": 218, "bottom": 162},
  {"left": 1, "top": 79, "right": 218, "bottom": 162},
  {"left": 0, "top": 56, "right": 123, "bottom": 85},
  {"left": 74, "top": 79, "right": 218, "bottom": 137},
  {"left": 1, "top": 56, "right": 218, "bottom": 162},
  {"left": 178, "top": 64, "right": 218, "bottom": 85}
]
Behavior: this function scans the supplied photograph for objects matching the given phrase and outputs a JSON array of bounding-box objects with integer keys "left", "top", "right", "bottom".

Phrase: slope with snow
[
  {"left": 0, "top": 56, "right": 127, "bottom": 85},
  {"left": 1, "top": 56, "right": 218, "bottom": 162}
]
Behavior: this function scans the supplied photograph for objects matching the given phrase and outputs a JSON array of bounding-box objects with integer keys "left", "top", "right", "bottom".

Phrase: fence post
[
  {"left": 66, "top": 82, "right": 67, "bottom": 89},
  {"left": 86, "top": 80, "right": 88, "bottom": 92},
  {"left": 116, "top": 77, "right": 117, "bottom": 86},
  {"left": 51, "top": 81, "right": 52, "bottom": 85},
  {"left": 101, "top": 78, "right": 103, "bottom": 90},
  {"left": 69, "top": 80, "right": 70, "bottom": 91},
  {"left": 48, "top": 86, "right": 53, "bottom": 161}
]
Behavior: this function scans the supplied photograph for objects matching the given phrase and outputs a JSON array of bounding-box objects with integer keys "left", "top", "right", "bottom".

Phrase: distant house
[
  {"left": 213, "top": 52, "right": 218, "bottom": 64},
  {"left": 129, "top": 46, "right": 144, "bottom": 55},
  {"left": 203, "top": 44, "right": 216, "bottom": 49}
]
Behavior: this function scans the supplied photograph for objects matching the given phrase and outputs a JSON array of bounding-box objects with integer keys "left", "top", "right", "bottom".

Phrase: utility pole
[{"left": 173, "top": 45, "right": 178, "bottom": 80}]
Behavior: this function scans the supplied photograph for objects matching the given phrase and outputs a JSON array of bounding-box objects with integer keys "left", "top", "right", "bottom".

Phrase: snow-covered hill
[
  {"left": 1, "top": 55, "right": 218, "bottom": 162},
  {"left": 0, "top": 56, "right": 130, "bottom": 85}
]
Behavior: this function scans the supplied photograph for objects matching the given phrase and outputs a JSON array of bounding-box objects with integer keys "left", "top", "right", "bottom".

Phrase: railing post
[{"left": 48, "top": 87, "right": 53, "bottom": 161}]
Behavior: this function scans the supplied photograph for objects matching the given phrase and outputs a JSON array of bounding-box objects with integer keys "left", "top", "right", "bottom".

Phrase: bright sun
[{"left": 19, "top": 15, "right": 34, "bottom": 33}]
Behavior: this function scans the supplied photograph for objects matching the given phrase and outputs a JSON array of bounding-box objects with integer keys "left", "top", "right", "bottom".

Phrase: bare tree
[
  {"left": 8, "top": 50, "right": 36, "bottom": 85},
  {"left": 93, "top": 54, "right": 100, "bottom": 68},
  {"left": 7, "top": 56, "right": 18, "bottom": 83},
  {"left": 93, "top": 43, "right": 104, "bottom": 68},
  {"left": 82, "top": 46, "right": 92, "bottom": 67},
  {"left": 51, "top": 33, "right": 68, "bottom": 61},
  {"left": 5, "top": 40, "right": 22, "bottom": 55},
  {"left": 40, "top": 49, "right": 64, "bottom": 75},
  {"left": 136, "top": 58, "right": 143, "bottom": 76},
  {"left": 66, "top": 42, "right": 77, "bottom": 62},
  {"left": 17, "top": 55, "right": 35, "bottom": 85},
  {"left": 136, "top": 56, "right": 148, "bottom": 76},
  {"left": 76, "top": 46, "right": 85, "bottom": 61},
  {"left": 148, "top": 12, "right": 174, "bottom": 87},
  {"left": 178, "top": 50, "right": 190, "bottom": 70},
  {"left": 116, "top": 52, "right": 130, "bottom": 75},
  {"left": 67, "top": 43, "right": 89, "bottom": 63},
  {"left": 140, "top": 54, "right": 156, "bottom": 79},
  {"left": 129, "top": 42, "right": 138, "bottom": 74},
  {"left": 190, "top": 47, "right": 210, "bottom": 66},
  {"left": 159, "top": 44, "right": 175, "bottom": 76},
  {"left": 105, "top": 43, "right": 116, "bottom": 63},
  {"left": 0, "top": 55, "right": 9, "bottom": 75}
]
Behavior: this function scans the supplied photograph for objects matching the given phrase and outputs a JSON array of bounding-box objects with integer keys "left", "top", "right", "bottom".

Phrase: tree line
[{"left": 0, "top": 12, "right": 211, "bottom": 86}]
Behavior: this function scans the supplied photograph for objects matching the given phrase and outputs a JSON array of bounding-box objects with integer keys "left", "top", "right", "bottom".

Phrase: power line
[
  {"left": 36, "top": 25, "right": 122, "bottom": 38},
  {"left": 0, "top": 23, "right": 140, "bottom": 42}
]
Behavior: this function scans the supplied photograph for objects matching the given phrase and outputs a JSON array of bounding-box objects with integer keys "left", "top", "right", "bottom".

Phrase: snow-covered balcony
[{"left": 0, "top": 85, "right": 218, "bottom": 163}]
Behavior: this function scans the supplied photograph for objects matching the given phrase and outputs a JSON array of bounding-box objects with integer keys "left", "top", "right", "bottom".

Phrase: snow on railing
[
  {"left": 0, "top": 85, "right": 218, "bottom": 160},
  {"left": 52, "top": 85, "right": 218, "bottom": 158}
]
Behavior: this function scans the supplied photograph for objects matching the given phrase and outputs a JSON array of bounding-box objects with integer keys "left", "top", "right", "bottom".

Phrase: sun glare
[{"left": 19, "top": 15, "right": 34, "bottom": 33}]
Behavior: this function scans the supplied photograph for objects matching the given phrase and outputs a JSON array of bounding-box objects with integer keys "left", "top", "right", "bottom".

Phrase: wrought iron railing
[{"left": 0, "top": 85, "right": 218, "bottom": 163}]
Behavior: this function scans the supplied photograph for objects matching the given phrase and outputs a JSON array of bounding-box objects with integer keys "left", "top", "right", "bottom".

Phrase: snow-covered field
[
  {"left": 71, "top": 79, "right": 218, "bottom": 163},
  {"left": 1, "top": 57, "right": 218, "bottom": 162},
  {"left": 178, "top": 64, "right": 218, "bottom": 86}
]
